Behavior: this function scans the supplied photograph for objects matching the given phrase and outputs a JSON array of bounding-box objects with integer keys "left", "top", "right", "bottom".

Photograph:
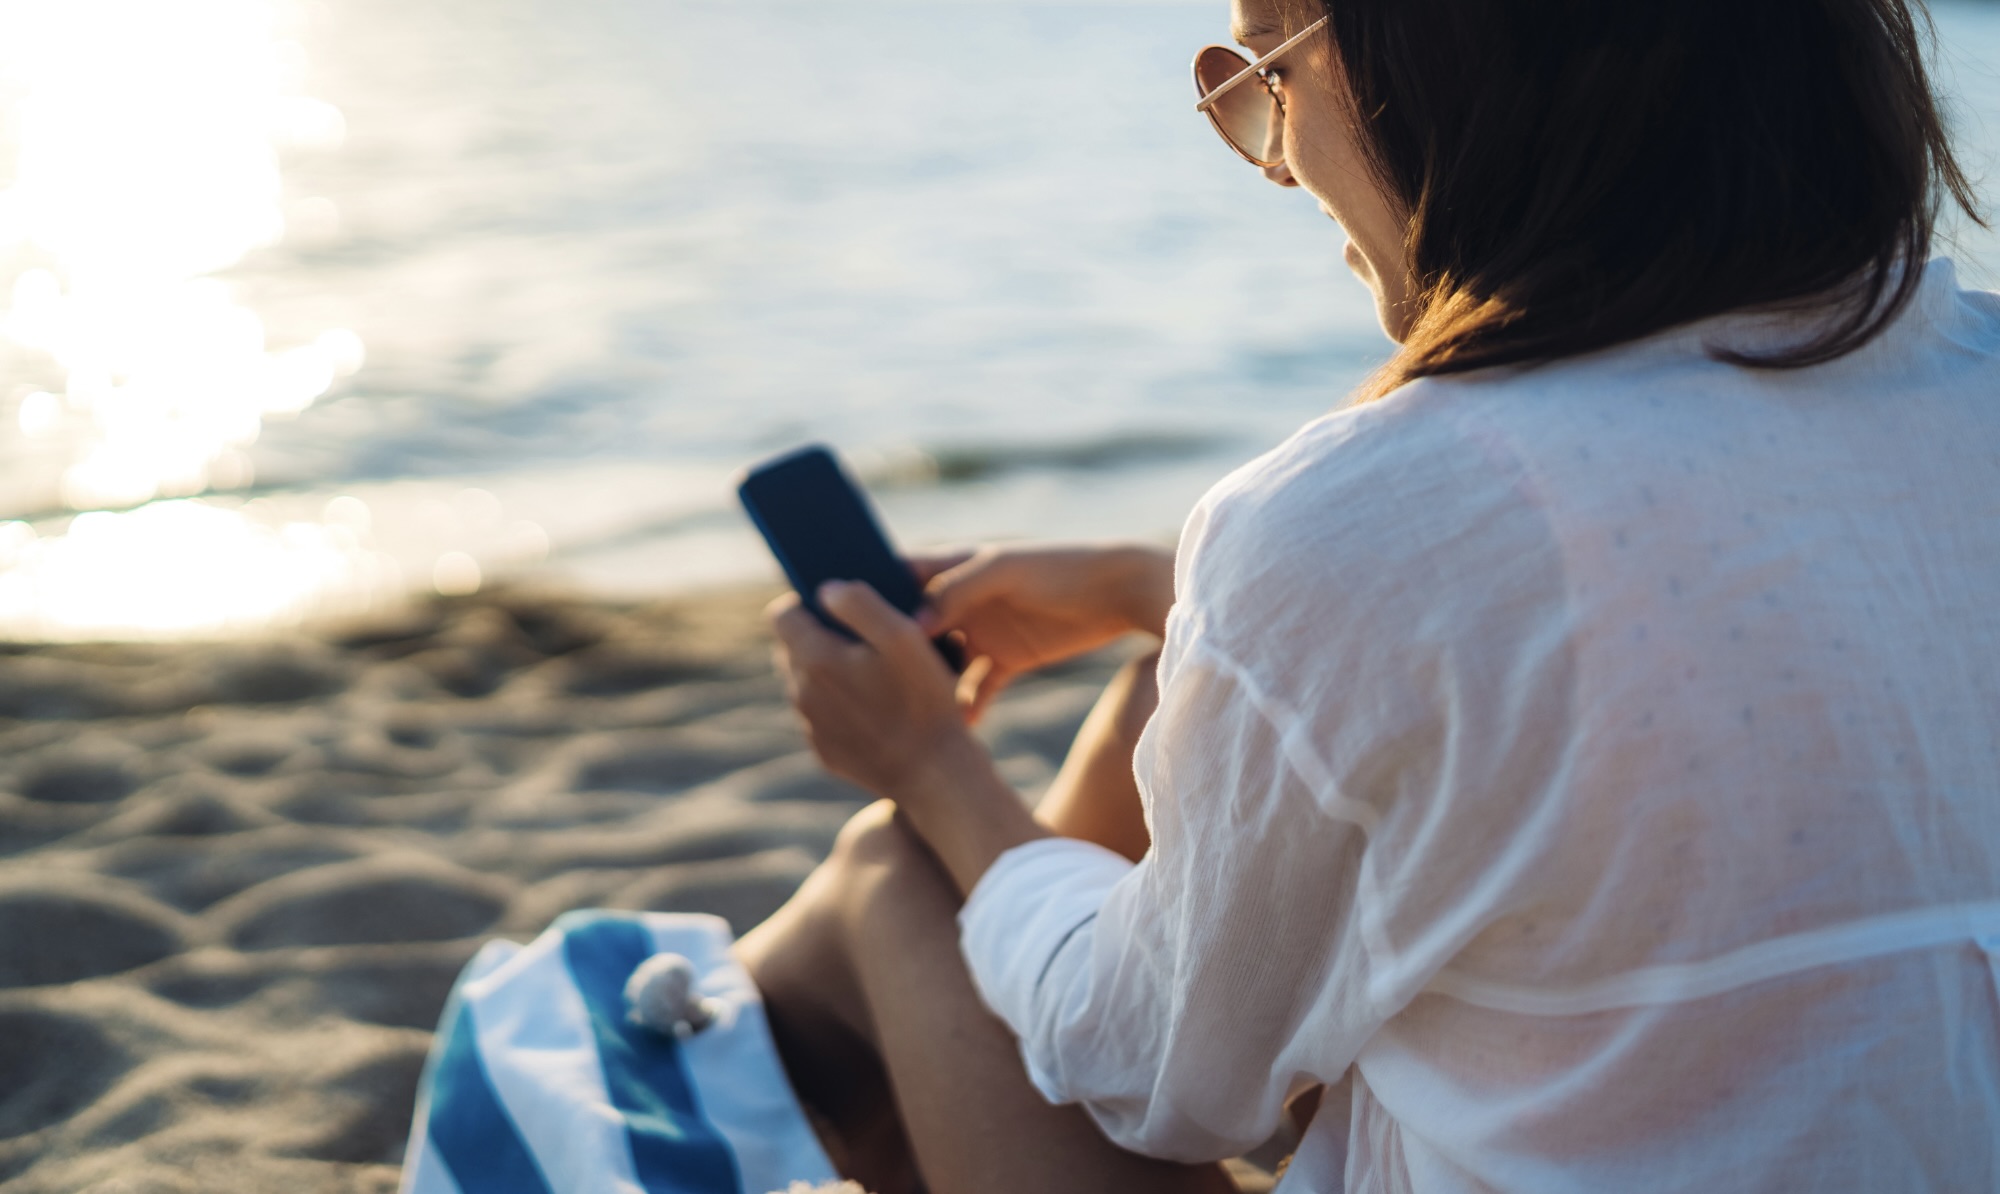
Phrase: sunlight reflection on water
[
  {"left": 0, "top": 0, "right": 1992, "bottom": 640},
  {"left": 0, "top": 0, "right": 400, "bottom": 637},
  {"left": 0, "top": 501, "right": 397, "bottom": 638}
]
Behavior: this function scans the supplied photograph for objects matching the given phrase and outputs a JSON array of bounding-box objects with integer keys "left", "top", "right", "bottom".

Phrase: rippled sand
[{"left": 0, "top": 590, "right": 1126, "bottom": 1193}]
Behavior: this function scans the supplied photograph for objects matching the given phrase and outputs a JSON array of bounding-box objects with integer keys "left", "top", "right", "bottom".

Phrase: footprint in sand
[
  {"left": 210, "top": 857, "right": 511, "bottom": 950},
  {"left": 553, "top": 645, "right": 721, "bottom": 697},
  {"left": 329, "top": 721, "right": 467, "bottom": 780},
  {"left": 264, "top": 1041, "right": 431, "bottom": 1165},
  {"left": 572, "top": 727, "right": 798, "bottom": 796},
  {"left": 617, "top": 847, "right": 820, "bottom": 935},
  {"left": 203, "top": 647, "right": 350, "bottom": 705},
  {"left": 0, "top": 881, "right": 188, "bottom": 988},
  {"left": 0, "top": 1009, "right": 132, "bottom": 1140},
  {"left": 15, "top": 741, "right": 144, "bottom": 805},
  {"left": 94, "top": 829, "right": 367, "bottom": 912},
  {"left": 194, "top": 732, "right": 307, "bottom": 778}
]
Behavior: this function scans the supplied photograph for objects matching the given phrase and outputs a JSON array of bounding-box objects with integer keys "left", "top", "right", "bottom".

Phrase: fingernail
[{"left": 817, "top": 580, "right": 847, "bottom": 603}]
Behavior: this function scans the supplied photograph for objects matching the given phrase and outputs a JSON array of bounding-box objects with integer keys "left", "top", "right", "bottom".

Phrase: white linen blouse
[{"left": 959, "top": 260, "right": 2000, "bottom": 1193}]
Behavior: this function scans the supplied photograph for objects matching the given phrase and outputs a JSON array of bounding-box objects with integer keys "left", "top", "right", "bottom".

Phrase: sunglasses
[{"left": 1192, "top": 17, "right": 1330, "bottom": 168}]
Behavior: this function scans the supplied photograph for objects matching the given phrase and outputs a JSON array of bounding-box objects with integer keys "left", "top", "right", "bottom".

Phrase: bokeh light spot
[{"left": 433, "top": 551, "right": 482, "bottom": 597}]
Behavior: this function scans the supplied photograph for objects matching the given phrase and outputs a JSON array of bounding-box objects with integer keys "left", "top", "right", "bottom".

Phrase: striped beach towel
[{"left": 400, "top": 910, "right": 841, "bottom": 1194}]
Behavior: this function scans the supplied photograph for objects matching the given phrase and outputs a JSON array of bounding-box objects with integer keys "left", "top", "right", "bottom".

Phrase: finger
[
  {"left": 765, "top": 590, "right": 810, "bottom": 641},
  {"left": 953, "top": 654, "right": 995, "bottom": 720},
  {"left": 770, "top": 594, "right": 837, "bottom": 656},
  {"left": 819, "top": 580, "right": 929, "bottom": 664},
  {"left": 918, "top": 552, "right": 1004, "bottom": 633},
  {"left": 907, "top": 548, "right": 976, "bottom": 587},
  {"left": 766, "top": 592, "right": 805, "bottom": 657},
  {"left": 968, "top": 660, "right": 1016, "bottom": 721},
  {"left": 770, "top": 647, "right": 805, "bottom": 706}
]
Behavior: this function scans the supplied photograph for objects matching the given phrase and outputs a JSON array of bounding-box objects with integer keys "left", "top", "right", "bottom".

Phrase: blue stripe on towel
[
  {"left": 558, "top": 911, "right": 743, "bottom": 1194},
  {"left": 428, "top": 1002, "right": 556, "bottom": 1194}
]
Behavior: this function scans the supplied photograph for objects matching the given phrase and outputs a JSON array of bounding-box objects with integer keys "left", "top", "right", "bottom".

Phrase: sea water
[{"left": 0, "top": 0, "right": 1996, "bottom": 636}]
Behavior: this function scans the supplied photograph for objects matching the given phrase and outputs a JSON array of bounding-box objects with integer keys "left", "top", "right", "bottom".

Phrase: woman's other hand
[
  {"left": 911, "top": 542, "right": 1175, "bottom": 721},
  {"left": 768, "top": 580, "right": 1046, "bottom": 894}
]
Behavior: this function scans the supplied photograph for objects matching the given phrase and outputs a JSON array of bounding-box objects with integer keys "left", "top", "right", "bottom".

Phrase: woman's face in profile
[{"left": 1230, "top": 0, "right": 1416, "bottom": 340}]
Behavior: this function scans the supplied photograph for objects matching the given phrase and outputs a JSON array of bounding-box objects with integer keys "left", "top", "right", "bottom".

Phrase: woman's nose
[{"left": 1262, "top": 158, "right": 1299, "bottom": 187}]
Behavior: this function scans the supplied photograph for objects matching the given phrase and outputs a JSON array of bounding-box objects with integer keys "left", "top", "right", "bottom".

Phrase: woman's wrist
[
  {"left": 1110, "top": 543, "right": 1177, "bottom": 639},
  {"left": 885, "top": 731, "right": 1050, "bottom": 897}
]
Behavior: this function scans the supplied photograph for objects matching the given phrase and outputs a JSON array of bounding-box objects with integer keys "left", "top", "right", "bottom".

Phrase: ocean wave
[{"left": 856, "top": 431, "right": 1229, "bottom": 489}]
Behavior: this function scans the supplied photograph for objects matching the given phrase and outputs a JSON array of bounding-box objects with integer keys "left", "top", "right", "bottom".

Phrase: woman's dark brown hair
[{"left": 1311, "top": 0, "right": 1984, "bottom": 400}]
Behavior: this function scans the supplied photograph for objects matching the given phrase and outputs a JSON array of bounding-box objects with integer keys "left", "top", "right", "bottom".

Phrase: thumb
[{"left": 819, "top": 581, "right": 927, "bottom": 661}]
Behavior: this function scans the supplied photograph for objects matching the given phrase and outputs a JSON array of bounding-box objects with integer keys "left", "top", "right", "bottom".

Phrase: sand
[{"left": 0, "top": 587, "right": 1163, "bottom": 1194}]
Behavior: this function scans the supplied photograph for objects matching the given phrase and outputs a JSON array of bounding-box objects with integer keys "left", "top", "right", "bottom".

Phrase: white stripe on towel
[
  {"left": 652, "top": 917, "right": 840, "bottom": 1194},
  {"left": 466, "top": 927, "right": 649, "bottom": 1194}
]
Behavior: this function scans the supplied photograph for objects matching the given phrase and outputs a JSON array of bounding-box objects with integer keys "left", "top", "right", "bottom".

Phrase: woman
[{"left": 736, "top": 0, "right": 2000, "bottom": 1189}]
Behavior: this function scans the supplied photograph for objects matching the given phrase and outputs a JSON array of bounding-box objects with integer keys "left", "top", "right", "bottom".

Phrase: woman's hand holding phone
[
  {"left": 767, "top": 579, "right": 1046, "bottom": 896},
  {"left": 762, "top": 540, "right": 1173, "bottom": 894},
  {"left": 912, "top": 542, "right": 1176, "bottom": 722},
  {"left": 742, "top": 448, "right": 1173, "bottom": 890}
]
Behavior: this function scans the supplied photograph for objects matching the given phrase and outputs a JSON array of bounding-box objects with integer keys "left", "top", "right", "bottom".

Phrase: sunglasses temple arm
[{"left": 1193, "top": 16, "right": 1329, "bottom": 112}]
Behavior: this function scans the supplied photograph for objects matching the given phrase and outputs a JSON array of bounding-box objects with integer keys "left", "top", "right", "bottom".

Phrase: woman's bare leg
[
  {"left": 733, "top": 649, "right": 1232, "bottom": 1194},
  {"left": 1033, "top": 649, "right": 1160, "bottom": 861}
]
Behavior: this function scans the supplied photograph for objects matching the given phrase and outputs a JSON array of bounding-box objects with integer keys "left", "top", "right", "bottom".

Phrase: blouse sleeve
[
  {"left": 959, "top": 390, "right": 1575, "bottom": 1161},
  {"left": 962, "top": 630, "right": 1386, "bottom": 1161}
]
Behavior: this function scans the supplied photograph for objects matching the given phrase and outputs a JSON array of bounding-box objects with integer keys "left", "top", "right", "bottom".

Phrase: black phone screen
[{"left": 737, "top": 445, "right": 962, "bottom": 669}]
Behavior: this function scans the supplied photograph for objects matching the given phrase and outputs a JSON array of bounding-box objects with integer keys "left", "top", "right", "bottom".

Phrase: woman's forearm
[
  {"left": 887, "top": 732, "right": 1052, "bottom": 898},
  {"left": 899, "top": 543, "right": 1170, "bottom": 893},
  {"left": 1110, "top": 543, "right": 1177, "bottom": 640}
]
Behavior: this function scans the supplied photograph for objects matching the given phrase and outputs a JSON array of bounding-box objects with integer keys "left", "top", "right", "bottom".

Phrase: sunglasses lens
[{"left": 1194, "top": 46, "right": 1279, "bottom": 163}]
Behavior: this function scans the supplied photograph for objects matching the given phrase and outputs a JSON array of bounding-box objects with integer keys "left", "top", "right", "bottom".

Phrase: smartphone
[{"left": 737, "top": 444, "right": 965, "bottom": 671}]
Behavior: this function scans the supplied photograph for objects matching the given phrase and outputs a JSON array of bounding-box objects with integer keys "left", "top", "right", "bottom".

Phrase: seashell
[{"left": 623, "top": 952, "right": 717, "bottom": 1036}]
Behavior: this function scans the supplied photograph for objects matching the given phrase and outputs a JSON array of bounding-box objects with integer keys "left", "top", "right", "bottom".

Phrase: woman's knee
[
  {"left": 739, "top": 801, "right": 934, "bottom": 1046},
  {"left": 825, "top": 800, "right": 956, "bottom": 931},
  {"left": 829, "top": 798, "right": 912, "bottom": 866},
  {"left": 742, "top": 801, "right": 919, "bottom": 965}
]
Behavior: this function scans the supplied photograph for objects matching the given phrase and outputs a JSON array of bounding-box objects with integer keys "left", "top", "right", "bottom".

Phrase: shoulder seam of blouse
[
  {"left": 1172, "top": 633, "right": 1384, "bottom": 838},
  {"left": 1427, "top": 899, "right": 2000, "bottom": 1015},
  {"left": 1168, "top": 636, "right": 1376, "bottom": 832},
  {"left": 1167, "top": 633, "right": 1402, "bottom": 997}
]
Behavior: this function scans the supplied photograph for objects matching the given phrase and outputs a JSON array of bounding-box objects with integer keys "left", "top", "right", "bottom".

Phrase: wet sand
[{"left": 0, "top": 588, "right": 1141, "bottom": 1193}]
